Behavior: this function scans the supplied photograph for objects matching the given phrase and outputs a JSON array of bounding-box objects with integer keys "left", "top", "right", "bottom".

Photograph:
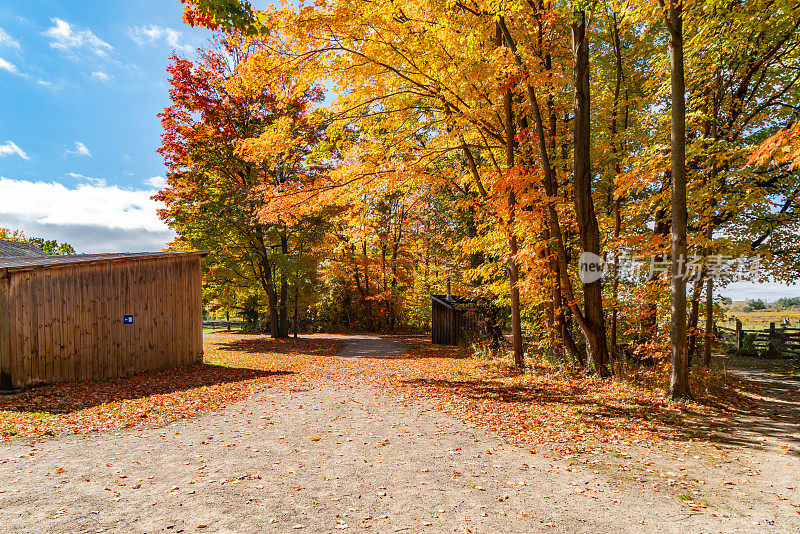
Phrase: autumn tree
[
  {"left": 156, "top": 34, "right": 327, "bottom": 338},
  {"left": 179, "top": 0, "right": 800, "bottom": 384}
]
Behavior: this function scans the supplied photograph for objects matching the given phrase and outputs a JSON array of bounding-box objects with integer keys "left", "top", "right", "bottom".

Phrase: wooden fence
[{"left": 718, "top": 320, "right": 800, "bottom": 357}]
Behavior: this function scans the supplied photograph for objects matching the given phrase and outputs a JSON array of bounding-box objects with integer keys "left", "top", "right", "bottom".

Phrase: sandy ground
[{"left": 0, "top": 339, "right": 798, "bottom": 533}]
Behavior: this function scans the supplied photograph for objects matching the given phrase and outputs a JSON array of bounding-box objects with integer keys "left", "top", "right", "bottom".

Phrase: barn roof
[
  {"left": 0, "top": 239, "right": 46, "bottom": 258},
  {"left": 0, "top": 250, "right": 206, "bottom": 274}
]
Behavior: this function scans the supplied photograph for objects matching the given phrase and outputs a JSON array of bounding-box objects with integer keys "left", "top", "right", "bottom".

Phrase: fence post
[
  {"left": 768, "top": 322, "right": 777, "bottom": 356},
  {"left": 736, "top": 319, "right": 743, "bottom": 349}
]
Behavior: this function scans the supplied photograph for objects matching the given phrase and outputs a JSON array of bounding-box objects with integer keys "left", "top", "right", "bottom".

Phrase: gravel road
[{"left": 0, "top": 339, "right": 797, "bottom": 533}]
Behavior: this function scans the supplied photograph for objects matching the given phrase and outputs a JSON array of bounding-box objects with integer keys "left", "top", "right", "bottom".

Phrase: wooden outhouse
[
  {"left": 0, "top": 251, "right": 205, "bottom": 389},
  {"left": 431, "top": 294, "right": 477, "bottom": 345}
]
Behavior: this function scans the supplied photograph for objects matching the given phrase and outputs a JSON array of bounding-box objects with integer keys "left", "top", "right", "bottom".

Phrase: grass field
[
  {"left": 202, "top": 324, "right": 241, "bottom": 334},
  {"left": 720, "top": 308, "right": 800, "bottom": 330}
]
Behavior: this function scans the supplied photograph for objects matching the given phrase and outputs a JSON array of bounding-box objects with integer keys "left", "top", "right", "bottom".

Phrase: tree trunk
[
  {"left": 667, "top": 0, "right": 690, "bottom": 399},
  {"left": 503, "top": 30, "right": 524, "bottom": 370},
  {"left": 293, "top": 265, "right": 299, "bottom": 339},
  {"left": 263, "top": 256, "right": 280, "bottom": 339},
  {"left": 703, "top": 278, "right": 713, "bottom": 366},
  {"left": 363, "top": 242, "right": 374, "bottom": 330},
  {"left": 572, "top": 11, "right": 610, "bottom": 376},
  {"left": 546, "top": 84, "right": 585, "bottom": 367},
  {"left": 496, "top": 15, "right": 592, "bottom": 367},
  {"left": 609, "top": 11, "right": 626, "bottom": 358},
  {"left": 279, "top": 232, "right": 289, "bottom": 338},
  {"left": 687, "top": 276, "right": 703, "bottom": 364}
]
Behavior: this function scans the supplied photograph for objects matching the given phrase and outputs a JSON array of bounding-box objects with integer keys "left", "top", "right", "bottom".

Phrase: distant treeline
[{"left": 744, "top": 297, "right": 800, "bottom": 311}]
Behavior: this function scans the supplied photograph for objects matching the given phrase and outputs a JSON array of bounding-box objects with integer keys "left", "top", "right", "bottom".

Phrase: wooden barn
[
  {"left": 0, "top": 251, "right": 205, "bottom": 390},
  {"left": 431, "top": 294, "right": 477, "bottom": 345}
]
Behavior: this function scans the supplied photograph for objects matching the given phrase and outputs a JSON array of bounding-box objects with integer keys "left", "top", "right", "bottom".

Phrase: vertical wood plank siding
[
  {"left": 0, "top": 276, "right": 11, "bottom": 389},
  {"left": 431, "top": 296, "right": 477, "bottom": 345},
  {"left": 0, "top": 254, "right": 203, "bottom": 389}
]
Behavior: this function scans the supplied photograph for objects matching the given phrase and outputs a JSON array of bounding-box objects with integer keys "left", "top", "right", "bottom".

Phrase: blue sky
[{"left": 0, "top": 0, "right": 215, "bottom": 253}]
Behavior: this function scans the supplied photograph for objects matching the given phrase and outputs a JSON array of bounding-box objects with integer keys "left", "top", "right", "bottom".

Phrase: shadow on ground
[
  {"left": 0, "top": 365, "right": 288, "bottom": 415},
  {"left": 697, "top": 365, "right": 800, "bottom": 455},
  {"left": 212, "top": 335, "right": 346, "bottom": 357},
  {"left": 398, "top": 376, "right": 674, "bottom": 434},
  {"left": 338, "top": 338, "right": 408, "bottom": 359},
  {"left": 398, "top": 365, "right": 799, "bottom": 455}
]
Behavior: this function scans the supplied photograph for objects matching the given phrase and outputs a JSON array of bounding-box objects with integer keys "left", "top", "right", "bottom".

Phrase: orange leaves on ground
[
  {"left": 0, "top": 335, "right": 343, "bottom": 440},
  {"left": 0, "top": 333, "right": 751, "bottom": 454},
  {"left": 295, "top": 338, "right": 666, "bottom": 453},
  {"left": 297, "top": 335, "right": 753, "bottom": 454}
]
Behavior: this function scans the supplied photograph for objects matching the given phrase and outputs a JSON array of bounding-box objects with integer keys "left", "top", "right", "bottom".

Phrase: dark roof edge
[
  {"left": 0, "top": 250, "right": 208, "bottom": 275},
  {"left": 431, "top": 295, "right": 453, "bottom": 309}
]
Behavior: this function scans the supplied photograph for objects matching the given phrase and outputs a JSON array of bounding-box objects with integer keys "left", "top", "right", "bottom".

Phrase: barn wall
[
  {"left": 0, "top": 276, "right": 11, "bottom": 389},
  {"left": 3, "top": 255, "right": 203, "bottom": 389}
]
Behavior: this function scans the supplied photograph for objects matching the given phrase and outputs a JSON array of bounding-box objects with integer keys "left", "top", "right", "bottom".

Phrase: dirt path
[
  {"left": 721, "top": 365, "right": 800, "bottom": 451},
  {"left": 0, "top": 339, "right": 798, "bottom": 533}
]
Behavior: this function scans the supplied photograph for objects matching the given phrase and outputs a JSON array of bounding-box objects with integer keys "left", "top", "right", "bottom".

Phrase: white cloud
[
  {"left": 66, "top": 141, "right": 91, "bottom": 157},
  {"left": 44, "top": 18, "right": 112, "bottom": 57},
  {"left": 144, "top": 175, "right": 167, "bottom": 189},
  {"left": 0, "top": 141, "right": 29, "bottom": 160},
  {"left": 66, "top": 172, "right": 106, "bottom": 186},
  {"left": 0, "top": 27, "right": 20, "bottom": 49},
  {"left": 0, "top": 177, "right": 174, "bottom": 253},
  {"left": 719, "top": 281, "right": 800, "bottom": 301},
  {"left": 128, "top": 25, "right": 193, "bottom": 53},
  {"left": 91, "top": 70, "right": 111, "bottom": 82},
  {"left": 0, "top": 57, "right": 20, "bottom": 75}
]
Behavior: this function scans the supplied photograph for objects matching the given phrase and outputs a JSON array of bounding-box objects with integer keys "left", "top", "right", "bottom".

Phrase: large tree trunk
[
  {"left": 546, "top": 93, "right": 584, "bottom": 367},
  {"left": 667, "top": 0, "right": 690, "bottom": 398},
  {"left": 609, "top": 11, "right": 626, "bottom": 358},
  {"left": 572, "top": 11, "right": 610, "bottom": 376}
]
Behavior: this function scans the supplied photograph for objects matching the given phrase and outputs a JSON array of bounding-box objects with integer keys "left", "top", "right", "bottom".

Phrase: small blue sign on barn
[{"left": 123, "top": 314, "right": 134, "bottom": 325}]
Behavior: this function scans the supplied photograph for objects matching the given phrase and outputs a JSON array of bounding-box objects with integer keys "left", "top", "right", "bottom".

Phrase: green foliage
[
  {"left": 307, "top": 277, "right": 349, "bottom": 332},
  {"left": 745, "top": 299, "right": 767, "bottom": 311},
  {"left": 28, "top": 238, "right": 76, "bottom": 255},
  {"left": 240, "top": 294, "right": 261, "bottom": 326},
  {"left": 777, "top": 297, "right": 800, "bottom": 309},
  {"left": 0, "top": 228, "right": 77, "bottom": 255},
  {"left": 186, "top": 0, "right": 262, "bottom": 35},
  {"left": 733, "top": 333, "right": 761, "bottom": 358}
]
